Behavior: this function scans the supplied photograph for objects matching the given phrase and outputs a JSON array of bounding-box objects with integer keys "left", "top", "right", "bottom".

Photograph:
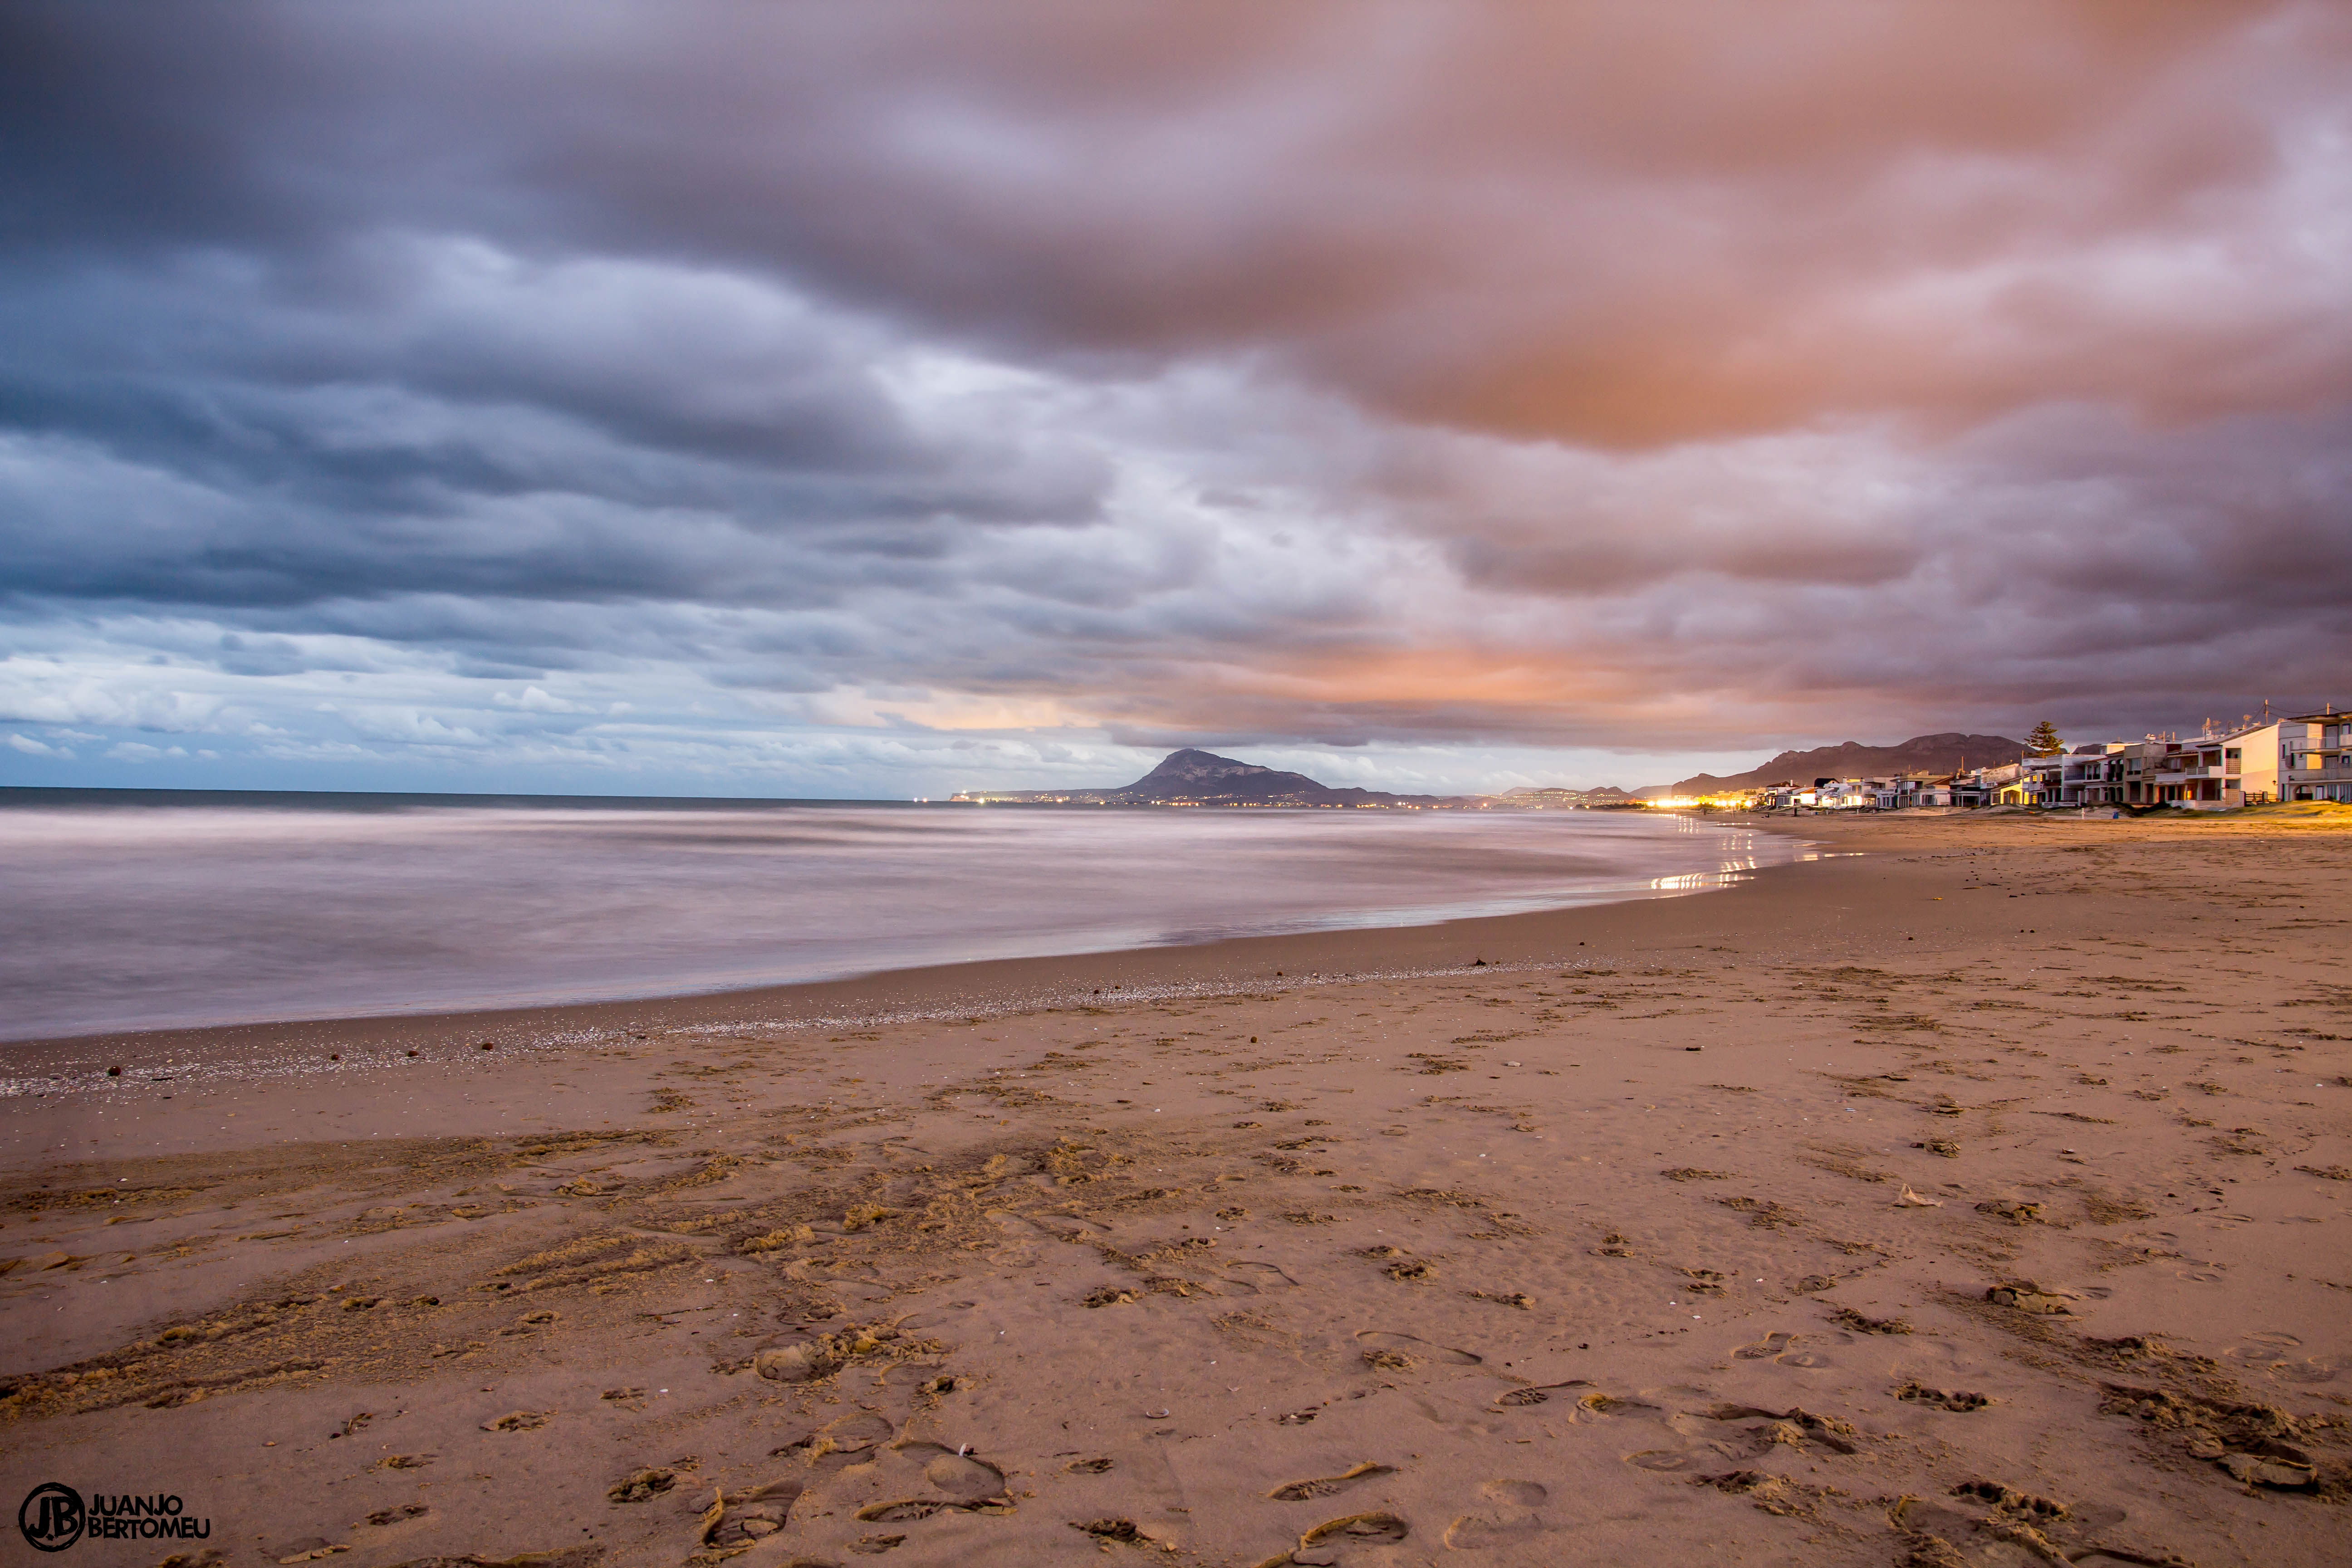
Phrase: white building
[{"left": 2283, "top": 709, "right": 2352, "bottom": 802}]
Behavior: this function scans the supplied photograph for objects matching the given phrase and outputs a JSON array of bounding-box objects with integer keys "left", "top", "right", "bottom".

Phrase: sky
[{"left": 3, "top": 2, "right": 2347, "bottom": 799}]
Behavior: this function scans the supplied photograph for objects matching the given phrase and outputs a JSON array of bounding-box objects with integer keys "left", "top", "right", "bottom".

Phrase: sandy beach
[{"left": 4, "top": 809, "right": 2349, "bottom": 1568}]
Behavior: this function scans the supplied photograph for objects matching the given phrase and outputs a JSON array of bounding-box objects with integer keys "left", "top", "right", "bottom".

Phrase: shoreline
[
  {"left": 0, "top": 803, "right": 1791, "bottom": 1062},
  {"left": 10, "top": 805, "right": 2346, "bottom": 1099},
  {"left": 3, "top": 822, "right": 1810, "bottom": 1075},
  {"left": 25, "top": 804, "right": 2337, "bottom": 1074},
  {"left": 10, "top": 804, "right": 2333, "bottom": 1078}
]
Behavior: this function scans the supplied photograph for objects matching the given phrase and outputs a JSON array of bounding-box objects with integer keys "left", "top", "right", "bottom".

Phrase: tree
[{"left": 2026, "top": 720, "right": 2064, "bottom": 756}]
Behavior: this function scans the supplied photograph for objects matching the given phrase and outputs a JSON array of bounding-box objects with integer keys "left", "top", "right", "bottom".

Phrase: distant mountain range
[
  {"left": 953, "top": 733, "right": 2033, "bottom": 808},
  {"left": 954, "top": 747, "right": 1454, "bottom": 806},
  {"left": 1657, "top": 732, "right": 2028, "bottom": 796}
]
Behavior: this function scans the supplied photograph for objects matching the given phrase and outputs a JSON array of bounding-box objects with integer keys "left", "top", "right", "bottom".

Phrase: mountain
[
  {"left": 954, "top": 748, "right": 1453, "bottom": 806},
  {"left": 1111, "top": 748, "right": 1328, "bottom": 802},
  {"left": 1661, "top": 732, "right": 2029, "bottom": 796}
]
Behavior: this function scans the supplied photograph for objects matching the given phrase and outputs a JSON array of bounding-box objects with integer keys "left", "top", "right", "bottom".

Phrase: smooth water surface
[{"left": 0, "top": 793, "right": 1797, "bottom": 1039}]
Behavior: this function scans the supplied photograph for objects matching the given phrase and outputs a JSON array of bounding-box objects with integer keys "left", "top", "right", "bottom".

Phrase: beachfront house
[
  {"left": 1954, "top": 763, "right": 2017, "bottom": 808},
  {"left": 2136, "top": 736, "right": 2234, "bottom": 806},
  {"left": 2017, "top": 753, "right": 2066, "bottom": 806},
  {"left": 2057, "top": 744, "right": 2133, "bottom": 807},
  {"left": 2121, "top": 721, "right": 2281, "bottom": 808},
  {"left": 1812, "top": 778, "right": 1872, "bottom": 809},
  {"left": 1865, "top": 774, "right": 1952, "bottom": 809},
  {"left": 2283, "top": 709, "right": 2352, "bottom": 803},
  {"left": 1904, "top": 773, "right": 1956, "bottom": 808}
]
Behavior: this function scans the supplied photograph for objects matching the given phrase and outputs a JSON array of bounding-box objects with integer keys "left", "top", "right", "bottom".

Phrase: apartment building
[
  {"left": 2283, "top": 708, "right": 2352, "bottom": 802},
  {"left": 2055, "top": 745, "right": 2132, "bottom": 806},
  {"left": 2125, "top": 721, "right": 2280, "bottom": 808}
]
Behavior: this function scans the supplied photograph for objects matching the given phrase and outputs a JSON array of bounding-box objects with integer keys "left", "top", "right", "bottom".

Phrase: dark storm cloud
[{"left": 1, "top": 1, "right": 2347, "bottom": 767}]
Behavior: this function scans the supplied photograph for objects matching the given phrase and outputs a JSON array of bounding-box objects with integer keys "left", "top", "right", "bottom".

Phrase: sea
[{"left": 0, "top": 790, "right": 1802, "bottom": 1041}]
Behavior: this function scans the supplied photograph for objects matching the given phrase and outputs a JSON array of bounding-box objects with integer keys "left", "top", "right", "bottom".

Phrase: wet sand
[{"left": 3, "top": 810, "right": 2349, "bottom": 1567}]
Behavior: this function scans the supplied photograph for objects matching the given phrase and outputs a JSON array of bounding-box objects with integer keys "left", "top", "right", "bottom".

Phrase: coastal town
[
  {"left": 1693, "top": 706, "right": 2351, "bottom": 813},
  {"left": 954, "top": 711, "right": 2352, "bottom": 816}
]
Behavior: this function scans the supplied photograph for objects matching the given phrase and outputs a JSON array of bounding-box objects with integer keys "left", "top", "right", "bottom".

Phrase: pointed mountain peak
[{"left": 1132, "top": 748, "right": 1277, "bottom": 784}]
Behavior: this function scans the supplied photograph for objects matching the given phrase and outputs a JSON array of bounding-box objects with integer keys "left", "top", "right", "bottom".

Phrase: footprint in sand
[
  {"left": 2225, "top": 1337, "right": 2343, "bottom": 1384},
  {"left": 780, "top": 1411, "right": 894, "bottom": 1469},
  {"left": 1293, "top": 1512, "right": 1410, "bottom": 1562},
  {"left": 1468, "top": 1289, "right": 1534, "bottom": 1309},
  {"left": 1950, "top": 1478, "right": 2069, "bottom": 1524},
  {"left": 1442, "top": 1480, "right": 1549, "bottom": 1550},
  {"left": 480, "top": 1410, "right": 549, "bottom": 1432},
  {"left": 1985, "top": 1281, "right": 2074, "bottom": 1315},
  {"left": 701, "top": 1480, "right": 805, "bottom": 1548},
  {"left": 1269, "top": 1462, "right": 1396, "bottom": 1501},
  {"left": 1734, "top": 1330, "right": 1833, "bottom": 1368},
  {"left": 823, "top": 1411, "right": 894, "bottom": 1449},
  {"left": 1624, "top": 1450, "right": 1700, "bottom": 1472},
  {"left": 1492, "top": 1380, "right": 1591, "bottom": 1408},
  {"left": 1356, "top": 1330, "right": 1480, "bottom": 1367},
  {"left": 844, "top": 1441, "right": 1011, "bottom": 1524},
  {"left": 858, "top": 1499, "right": 943, "bottom": 1524},
  {"left": 1895, "top": 1381, "right": 1991, "bottom": 1412},
  {"left": 1443, "top": 1513, "right": 1545, "bottom": 1550},
  {"left": 891, "top": 1309, "right": 956, "bottom": 1333},
  {"left": 607, "top": 1467, "right": 677, "bottom": 1503},
  {"left": 1226, "top": 1259, "right": 1299, "bottom": 1290},
  {"left": 916, "top": 1447, "right": 1006, "bottom": 1499},
  {"left": 1570, "top": 1391, "right": 1662, "bottom": 1424},
  {"left": 1700, "top": 1404, "right": 1861, "bottom": 1455},
  {"left": 856, "top": 1494, "right": 1005, "bottom": 1524}
]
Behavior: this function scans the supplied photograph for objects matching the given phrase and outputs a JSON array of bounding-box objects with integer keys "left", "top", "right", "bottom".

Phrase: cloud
[
  {"left": 105, "top": 740, "right": 189, "bottom": 762},
  {"left": 0, "top": 3, "right": 2347, "bottom": 789}
]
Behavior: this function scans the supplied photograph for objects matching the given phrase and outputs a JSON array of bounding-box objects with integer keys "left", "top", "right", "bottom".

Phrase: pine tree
[{"left": 2026, "top": 720, "right": 2063, "bottom": 755}]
